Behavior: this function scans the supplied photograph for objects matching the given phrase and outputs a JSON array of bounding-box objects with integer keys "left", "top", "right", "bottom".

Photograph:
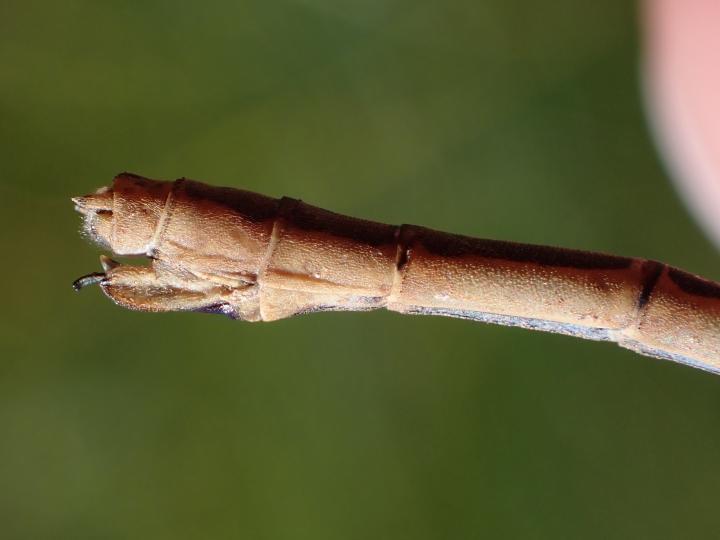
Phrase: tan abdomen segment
[
  {"left": 74, "top": 174, "right": 720, "bottom": 373},
  {"left": 260, "top": 199, "right": 399, "bottom": 320},
  {"left": 386, "top": 226, "right": 720, "bottom": 372},
  {"left": 621, "top": 268, "right": 720, "bottom": 370},
  {"left": 262, "top": 204, "right": 720, "bottom": 371}
]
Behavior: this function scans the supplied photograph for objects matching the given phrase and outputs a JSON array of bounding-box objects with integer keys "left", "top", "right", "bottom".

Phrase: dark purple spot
[
  {"left": 638, "top": 260, "right": 665, "bottom": 309},
  {"left": 193, "top": 303, "right": 239, "bottom": 319}
]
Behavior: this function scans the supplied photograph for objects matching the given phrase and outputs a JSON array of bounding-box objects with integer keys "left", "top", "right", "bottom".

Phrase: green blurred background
[{"left": 2, "top": 1, "right": 720, "bottom": 538}]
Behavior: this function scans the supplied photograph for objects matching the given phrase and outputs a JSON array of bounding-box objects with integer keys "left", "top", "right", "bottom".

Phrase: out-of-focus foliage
[{"left": 1, "top": 1, "right": 719, "bottom": 539}]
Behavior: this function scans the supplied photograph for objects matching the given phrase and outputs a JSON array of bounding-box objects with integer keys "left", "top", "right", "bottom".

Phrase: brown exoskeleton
[{"left": 74, "top": 173, "right": 720, "bottom": 373}]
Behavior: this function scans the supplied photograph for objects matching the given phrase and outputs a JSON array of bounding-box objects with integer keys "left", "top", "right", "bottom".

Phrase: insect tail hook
[{"left": 72, "top": 272, "right": 106, "bottom": 292}]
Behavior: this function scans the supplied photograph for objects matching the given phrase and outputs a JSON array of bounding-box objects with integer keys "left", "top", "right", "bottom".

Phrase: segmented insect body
[{"left": 73, "top": 174, "right": 720, "bottom": 373}]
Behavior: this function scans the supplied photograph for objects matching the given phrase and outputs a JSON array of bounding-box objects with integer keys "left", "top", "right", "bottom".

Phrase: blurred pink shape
[{"left": 645, "top": 0, "right": 720, "bottom": 248}]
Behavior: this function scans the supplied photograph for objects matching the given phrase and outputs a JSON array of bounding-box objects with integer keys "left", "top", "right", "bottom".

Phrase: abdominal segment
[{"left": 73, "top": 173, "right": 720, "bottom": 373}]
